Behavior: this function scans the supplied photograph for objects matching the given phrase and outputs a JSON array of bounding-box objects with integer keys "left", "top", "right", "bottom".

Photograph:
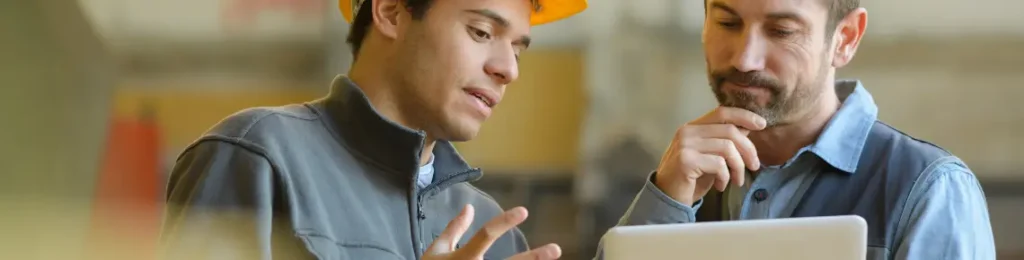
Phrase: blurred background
[{"left": 2, "top": 0, "right": 1023, "bottom": 259}]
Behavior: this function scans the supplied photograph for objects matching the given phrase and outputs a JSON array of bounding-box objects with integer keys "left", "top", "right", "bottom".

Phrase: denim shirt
[{"left": 595, "top": 80, "right": 997, "bottom": 260}]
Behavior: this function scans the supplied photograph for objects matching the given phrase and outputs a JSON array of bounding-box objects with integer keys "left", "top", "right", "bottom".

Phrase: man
[
  {"left": 159, "top": 0, "right": 586, "bottom": 259},
  {"left": 599, "top": 0, "right": 996, "bottom": 259}
]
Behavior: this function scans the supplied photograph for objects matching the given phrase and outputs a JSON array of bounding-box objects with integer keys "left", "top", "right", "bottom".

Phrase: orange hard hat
[{"left": 338, "top": 0, "right": 587, "bottom": 26}]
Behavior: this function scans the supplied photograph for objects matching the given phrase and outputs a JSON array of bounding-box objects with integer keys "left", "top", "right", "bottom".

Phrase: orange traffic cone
[{"left": 87, "top": 106, "right": 163, "bottom": 259}]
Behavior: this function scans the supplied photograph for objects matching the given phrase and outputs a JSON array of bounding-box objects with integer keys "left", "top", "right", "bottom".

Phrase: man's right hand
[
  {"left": 654, "top": 107, "right": 767, "bottom": 206},
  {"left": 424, "top": 205, "right": 561, "bottom": 260}
]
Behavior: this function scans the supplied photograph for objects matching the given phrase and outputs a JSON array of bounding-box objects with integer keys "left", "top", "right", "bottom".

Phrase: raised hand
[
  {"left": 424, "top": 205, "right": 561, "bottom": 260},
  {"left": 654, "top": 106, "right": 767, "bottom": 206}
]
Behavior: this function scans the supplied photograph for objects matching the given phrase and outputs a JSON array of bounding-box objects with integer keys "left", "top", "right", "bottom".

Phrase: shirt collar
[
  {"left": 803, "top": 79, "right": 878, "bottom": 174},
  {"left": 314, "top": 75, "right": 480, "bottom": 181}
]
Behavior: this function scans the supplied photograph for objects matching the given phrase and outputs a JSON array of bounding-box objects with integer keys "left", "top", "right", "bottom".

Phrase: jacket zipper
[
  {"left": 419, "top": 169, "right": 482, "bottom": 198},
  {"left": 410, "top": 166, "right": 482, "bottom": 259}
]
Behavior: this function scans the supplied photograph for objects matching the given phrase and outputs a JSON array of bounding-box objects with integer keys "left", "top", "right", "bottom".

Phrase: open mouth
[
  {"left": 465, "top": 89, "right": 497, "bottom": 108},
  {"left": 470, "top": 92, "right": 492, "bottom": 107}
]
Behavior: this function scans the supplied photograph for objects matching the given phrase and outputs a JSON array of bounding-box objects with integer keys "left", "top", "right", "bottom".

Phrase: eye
[
  {"left": 769, "top": 28, "right": 796, "bottom": 38},
  {"left": 716, "top": 20, "right": 741, "bottom": 30},
  {"left": 467, "top": 26, "right": 492, "bottom": 42}
]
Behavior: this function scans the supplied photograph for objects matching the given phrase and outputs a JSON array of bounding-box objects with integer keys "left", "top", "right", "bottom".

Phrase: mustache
[{"left": 712, "top": 68, "right": 782, "bottom": 91}]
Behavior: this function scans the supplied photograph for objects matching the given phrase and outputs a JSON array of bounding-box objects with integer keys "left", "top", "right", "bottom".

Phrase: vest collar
[{"left": 318, "top": 75, "right": 481, "bottom": 181}]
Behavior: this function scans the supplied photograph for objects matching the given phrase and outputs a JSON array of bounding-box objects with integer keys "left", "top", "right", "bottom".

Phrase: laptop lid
[{"left": 602, "top": 215, "right": 868, "bottom": 260}]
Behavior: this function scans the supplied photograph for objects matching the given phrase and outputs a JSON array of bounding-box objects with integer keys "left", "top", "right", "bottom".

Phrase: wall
[
  {"left": 1, "top": 0, "right": 116, "bottom": 258},
  {"left": 79, "top": 0, "right": 326, "bottom": 43},
  {"left": 112, "top": 81, "right": 324, "bottom": 157},
  {"left": 456, "top": 49, "right": 586, "bottom": 173}
]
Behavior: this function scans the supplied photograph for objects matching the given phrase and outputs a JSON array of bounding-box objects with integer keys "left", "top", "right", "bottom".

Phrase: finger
[
  {"left": 506, "top": 243, "right": 562, "bottom": 260},
  {"left": 684, "top": 124, "right": 760, "bottom": 171},
  {"left": 713, "top": 156, "right": 730, "bottom": 192},
  {"left": 692, "top": 153, "right": 729, "bottom": 192},
  {"left": 688, "top": 138, "right": 746, "bottom": 187},
  {"left": 457, "top": 207, "right": 529, "bottom": 258},
  {"left": 695, "top": 107, "right": 767, "bottom": 131},
  {"left": 427, "top": 204, "right": 475, "bottom": 254}
]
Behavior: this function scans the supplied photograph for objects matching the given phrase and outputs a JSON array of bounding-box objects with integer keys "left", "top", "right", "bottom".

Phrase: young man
[
  {"left": 159, "top": 0, "right": 586, "bottom": 259},
  {"left": 599, "top": 0, "right": 996, "bottom": 259}
]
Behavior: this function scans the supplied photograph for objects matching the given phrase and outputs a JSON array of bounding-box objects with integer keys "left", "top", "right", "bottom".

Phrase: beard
[
  {"left": 708, "top": 58, "right": 828, "bottom": 127},
  {"left": 710, "top": 67, "right": 788, "bottom": 125}
]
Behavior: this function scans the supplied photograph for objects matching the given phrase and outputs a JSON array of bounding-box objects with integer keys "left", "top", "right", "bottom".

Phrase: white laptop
[{"left": 602, "top": 215, "right": 868, "bottom": 260}]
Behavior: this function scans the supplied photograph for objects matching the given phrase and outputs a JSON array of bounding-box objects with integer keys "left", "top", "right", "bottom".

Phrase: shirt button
[{"left": 752, "top": 188, "right": 769, "bottom": 202}]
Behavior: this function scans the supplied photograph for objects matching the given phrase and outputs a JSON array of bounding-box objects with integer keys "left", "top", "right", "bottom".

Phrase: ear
[
  {"left": 371, "top": 0, "right": 404, "bottom": 39},
  {"left": 831, "top": 8, "right": 867, "bottom": 68}
]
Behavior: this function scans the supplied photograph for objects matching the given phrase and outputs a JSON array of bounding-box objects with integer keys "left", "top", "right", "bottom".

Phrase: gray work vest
[{"left": 696, "top": 121, "right": 957, "bottom": 259}]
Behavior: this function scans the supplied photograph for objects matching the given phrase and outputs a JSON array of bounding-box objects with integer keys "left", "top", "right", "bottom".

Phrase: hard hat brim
[{"left": 338, "top": 0, "right": 586, "bottom": 26}]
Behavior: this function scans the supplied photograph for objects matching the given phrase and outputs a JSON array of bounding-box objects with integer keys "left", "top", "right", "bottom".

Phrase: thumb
[{"left": 426, "top": 204, "right": 475, "bottom": 254}]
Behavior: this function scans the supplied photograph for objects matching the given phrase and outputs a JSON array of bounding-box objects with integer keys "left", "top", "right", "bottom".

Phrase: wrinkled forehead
[
  {"left": 708, "top": 0, "right": 831, "bottom": 28},
  {"left": 706, "top": 0, "right": 829, "bottom": 16}
]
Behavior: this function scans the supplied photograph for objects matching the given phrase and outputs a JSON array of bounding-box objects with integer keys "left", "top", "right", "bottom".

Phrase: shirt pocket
[
  {"left": 866, "top": 246, "right": 889, "bottom": 260},
  {"left": 297, "top": 233, "right": 406, "bottom": 260}
]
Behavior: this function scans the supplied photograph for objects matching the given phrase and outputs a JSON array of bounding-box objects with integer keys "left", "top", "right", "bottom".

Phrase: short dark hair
[
  {"left": 824, "top": 0, "right": 859, "bottom": 37},
  {"left": 346, "top": 0, "right": 435, "bottom": 58},
  {"left": 704, "top": 0, "right": 860, "bottom": 39}
]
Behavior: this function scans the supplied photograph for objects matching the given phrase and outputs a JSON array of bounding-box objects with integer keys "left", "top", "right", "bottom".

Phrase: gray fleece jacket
[{"left": 160, "top": 76, "right": 528, "bottom": 260}]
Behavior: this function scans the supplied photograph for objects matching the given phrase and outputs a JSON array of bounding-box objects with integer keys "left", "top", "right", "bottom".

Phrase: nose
[
  {"left": 484, "top": 47, "right": 519, "bottom": 86},
  {"left": 731, "top": 28, "right": 767, "bottom": 72}
]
